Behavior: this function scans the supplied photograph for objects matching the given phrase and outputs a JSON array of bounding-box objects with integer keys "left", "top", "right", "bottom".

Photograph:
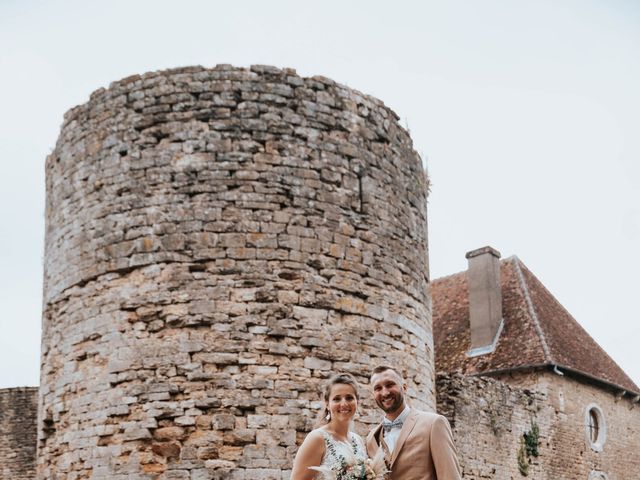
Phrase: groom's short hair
[{"left": 370, "top": 365, "right": 404, "bottom": 381}]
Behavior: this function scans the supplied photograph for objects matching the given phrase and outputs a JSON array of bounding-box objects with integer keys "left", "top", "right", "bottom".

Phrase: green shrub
[{"left": 524, "top": 420, "right": 540, "bottom": 457}]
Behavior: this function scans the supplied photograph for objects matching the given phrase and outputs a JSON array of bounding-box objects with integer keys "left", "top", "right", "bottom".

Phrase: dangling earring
[{"left": 325, "top": 410, "right": 331, "bottom": 421}]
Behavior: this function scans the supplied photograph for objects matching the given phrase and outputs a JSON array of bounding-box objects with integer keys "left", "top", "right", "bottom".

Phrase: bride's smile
[{"left": 328, "top": 384, "right": 358, "bottom": 422}]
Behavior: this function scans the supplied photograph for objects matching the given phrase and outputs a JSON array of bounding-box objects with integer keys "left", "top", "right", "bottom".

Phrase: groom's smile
[{"left": 371, "top": 369, "right": 407, "bottom": 418}]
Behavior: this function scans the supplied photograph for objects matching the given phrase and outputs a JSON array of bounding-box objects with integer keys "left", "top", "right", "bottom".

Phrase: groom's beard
[{"left": 376, "top": 393, "right": 403, "bottom": 414}]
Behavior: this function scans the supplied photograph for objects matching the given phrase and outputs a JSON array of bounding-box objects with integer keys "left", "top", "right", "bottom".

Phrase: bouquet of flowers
[{"left": 309, "top": 448, "right": 389, "bottom": 480}]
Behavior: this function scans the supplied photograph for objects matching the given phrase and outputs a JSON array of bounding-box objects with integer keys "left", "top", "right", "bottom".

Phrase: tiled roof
[{"left": 432, "top": 256, "right": 639, "bottom": 395}]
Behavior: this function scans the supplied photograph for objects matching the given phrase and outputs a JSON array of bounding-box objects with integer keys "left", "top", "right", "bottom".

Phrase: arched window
[
  {"left": 584, "top": 404, "right": 606, "bottom": 452},
  {"left": 588, "top": 409, "right": 599, "bottom": 443}
]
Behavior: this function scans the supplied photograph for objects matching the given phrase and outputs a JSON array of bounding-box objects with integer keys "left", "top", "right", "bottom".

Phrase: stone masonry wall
[
  {"left": 437, "top": 372, "right": 640, "bottom": 480},
  {"left": 496, "top": 370, "right": 640, "bottom": 480},
  {"left": 437, "top": 373, "right": 550, "bottom": 479},
  {"left": 40, "top": 65, "right": 431, "bottom": 479},
  {"left": 0, "top": 387, "right": 38, "bottom": 480}
]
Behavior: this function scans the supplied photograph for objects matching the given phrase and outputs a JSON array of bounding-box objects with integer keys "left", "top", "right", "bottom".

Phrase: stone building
[
  {"left": 37, "top": 65, "right": 430, "bottom": 479},
  {"left": 433, "top": 246, "right": 640, "bottom": 479},
  {"left": 0, "top": 387, "right": 38, "bottom": 480},
  {"left": 1, "top": 66, "right": 639, "bottom": 480}
]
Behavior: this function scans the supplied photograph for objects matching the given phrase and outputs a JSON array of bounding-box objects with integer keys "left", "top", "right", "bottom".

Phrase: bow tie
[{"left": 382, "top": 418, "right": 404, "bottom": 433}]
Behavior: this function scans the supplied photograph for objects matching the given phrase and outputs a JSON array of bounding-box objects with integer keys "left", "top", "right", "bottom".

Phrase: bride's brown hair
[{"left": 316, "top": 373, "right": 360, "bottom": 426}]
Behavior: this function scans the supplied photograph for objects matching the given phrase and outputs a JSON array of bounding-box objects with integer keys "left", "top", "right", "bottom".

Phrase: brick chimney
[{"left": 465, "top": 246, "right": 503, "bottom": 357}]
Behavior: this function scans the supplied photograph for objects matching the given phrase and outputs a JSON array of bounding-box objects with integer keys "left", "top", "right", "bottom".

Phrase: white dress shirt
[{"left": 381, "top": 405, "right": 411, "bottom": 453}]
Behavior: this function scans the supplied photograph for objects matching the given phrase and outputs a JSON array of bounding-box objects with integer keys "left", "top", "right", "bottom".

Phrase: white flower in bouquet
[{"left": 309, "top": 447, "right": 388, "bottom": 480}]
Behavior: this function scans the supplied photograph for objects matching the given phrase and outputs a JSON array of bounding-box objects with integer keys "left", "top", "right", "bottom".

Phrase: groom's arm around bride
[{"left": 365, "top": 366, "right": 462, "bottom": 480}]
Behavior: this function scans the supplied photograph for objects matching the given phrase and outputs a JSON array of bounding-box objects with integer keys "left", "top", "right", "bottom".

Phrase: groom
[{"left": 366, "top": 366, "right": 462, "bottom": 480}]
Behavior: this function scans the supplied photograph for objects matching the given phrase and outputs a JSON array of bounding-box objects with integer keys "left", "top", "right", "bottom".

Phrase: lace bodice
[{"left": 317, "top": 429, "right": 366, "bottom": 470}]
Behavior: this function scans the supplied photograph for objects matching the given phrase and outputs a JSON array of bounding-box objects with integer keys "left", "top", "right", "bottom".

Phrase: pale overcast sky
[{"left": 1, "top": 0, "right": 638, "bottom": 389}]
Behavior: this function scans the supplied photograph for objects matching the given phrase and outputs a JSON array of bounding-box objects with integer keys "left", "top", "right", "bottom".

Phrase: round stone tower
[{"left": 40, "top": 65, "right": 431, "bottom": 479}]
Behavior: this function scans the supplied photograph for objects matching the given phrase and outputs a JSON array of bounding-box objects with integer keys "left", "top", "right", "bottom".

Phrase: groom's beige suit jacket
[{"left": 366, "top": 409, "right": 462, "bottom": 480}]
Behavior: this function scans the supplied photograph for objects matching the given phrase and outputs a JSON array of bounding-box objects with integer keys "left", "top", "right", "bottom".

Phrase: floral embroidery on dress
[{"left": 309, "top": 430, "right": 387, "bottom": 480}]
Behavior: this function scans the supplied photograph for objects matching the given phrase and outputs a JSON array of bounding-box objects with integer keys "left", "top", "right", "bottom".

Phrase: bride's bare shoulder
[
  {"left": 304, "top": 428, "right": 328, "bottom": 444},
  {"left": 291, "top": 429, "right": 327, "bottom": 479}
]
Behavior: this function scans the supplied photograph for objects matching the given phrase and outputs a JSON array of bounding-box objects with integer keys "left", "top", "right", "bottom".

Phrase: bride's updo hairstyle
[{"left": 316, "top": 373, "right": 360, "bottom": 426}]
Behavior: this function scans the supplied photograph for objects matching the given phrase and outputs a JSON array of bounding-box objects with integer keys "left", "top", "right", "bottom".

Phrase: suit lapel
[
  {"left": 380, "top": 431, "right": 392, "bottom": 464},
  {"left": 367, "top": 424, "right": 383, "bottom": 453},
  {"left": 368, "top": 424, "right": 392, "bottom": 466},
  {"left": 390, "top": 409, "right": 419, "bottom": 467}
]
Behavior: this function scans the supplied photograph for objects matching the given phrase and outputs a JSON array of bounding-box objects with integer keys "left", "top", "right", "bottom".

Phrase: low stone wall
[{"left": 0, "top": 387, "right": 38, "bottom": 480}]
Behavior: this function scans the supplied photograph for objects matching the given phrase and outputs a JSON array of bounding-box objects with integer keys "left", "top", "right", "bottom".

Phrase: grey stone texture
[
  {"left": 465, "top": 246, "right": 502, "bottom": 352},
  {"left": 40, "top": 65, "right": 431, "bottom": 479},
  {"left": 0, "top": 387, "right": 38, "bottom": 480},
  {"left": 437, "top": 372, "right": 640, "bottom": 479}
]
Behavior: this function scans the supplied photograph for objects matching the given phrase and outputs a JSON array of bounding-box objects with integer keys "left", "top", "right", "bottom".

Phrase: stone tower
[{"left": 40, "top": 65, "right": 431, "bottom": 479}]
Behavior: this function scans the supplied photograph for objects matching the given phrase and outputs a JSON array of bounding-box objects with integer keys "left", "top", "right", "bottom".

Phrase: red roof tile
[{"left": 432, "top": 256, "right": 639, "bottom": 395}]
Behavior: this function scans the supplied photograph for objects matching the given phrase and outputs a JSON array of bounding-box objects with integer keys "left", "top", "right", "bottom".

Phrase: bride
[{"left": 290, "top": 373, "right": 367, "bottom": 480}]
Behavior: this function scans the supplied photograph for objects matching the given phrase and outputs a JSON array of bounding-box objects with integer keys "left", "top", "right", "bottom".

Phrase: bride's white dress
[{"left": 317, "top": 428, "right": 367, "bottom": 471}]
